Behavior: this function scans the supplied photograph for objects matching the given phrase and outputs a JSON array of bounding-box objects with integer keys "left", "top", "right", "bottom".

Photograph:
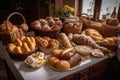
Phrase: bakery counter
[{"left": 12, "top": 55, "right": 109, "bottom": 80}]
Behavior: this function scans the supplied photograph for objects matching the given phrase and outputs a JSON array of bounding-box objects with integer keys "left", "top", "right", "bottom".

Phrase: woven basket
[
  {"left": 80, "top": 13, "right": 120, "bottom": 37},
  {"left": 62, "top": 17, "right": 83, "bottom": 34},
  {"left": 0, "top": 12, "right": 26, "bottom": 44}
]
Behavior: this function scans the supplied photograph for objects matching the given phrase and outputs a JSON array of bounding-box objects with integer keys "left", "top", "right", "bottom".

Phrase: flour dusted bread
[
  {"left": 73, "top": 34, "right": 110, "bottom": 53},
  {"left": 58, "top": 33, "right": 72, "bottom": 48}
]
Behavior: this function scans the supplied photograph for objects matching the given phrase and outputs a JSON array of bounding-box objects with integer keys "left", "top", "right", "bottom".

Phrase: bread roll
[
  {"left": 91, "top": 49, "right": 104, "bottom": 58},
  {"left": 14, "top": 46, "right": 22, "bottom": 54},
  {"left": 47, "top": 57, "right": 59, "bottom": 67},
  {"left": 56, "top": 60, "right": 70, "bottom": 70},
  {"left": 22, "top": 42, "right": 31, "bottom": 53},
  {"left": 29, "top": 37, "right": 36, "bottom": 46},
  {"left": 48, "top": 39, "right": 59, "bottom": 48},
  {"left": 69, "top": 54, "right": 82, "bottom": 68},
  {"left": 82, "top": 29, "right": 104, "bottom": 42},
  {"left": 51, "top": 49, "right": 62, "bottom": 57},
  {"left": 15, "top": 38, "right": 22, "bottom": 47},
  {"left": 26, "top": 40, "right": 35, "bottom": 50},
  {"left": 58, "top": 33, "right": 72, "bottom": 48},
  {"left": 59, "top": 52, "right": 74, "bottom": 60},
  {"left": 74, "top": 45, "right": 92, "bottom": 56},
  {"left": 7, "top": 43, "right": 16, "bottom": 53}
]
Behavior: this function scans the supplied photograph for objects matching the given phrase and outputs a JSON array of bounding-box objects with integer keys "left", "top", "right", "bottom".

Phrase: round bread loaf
[
  {"left": 47, "top": 57, "right": 59, "bottom": 67},
  {"left": 56, "top": 60, "right": 70, "bottom": 70}
]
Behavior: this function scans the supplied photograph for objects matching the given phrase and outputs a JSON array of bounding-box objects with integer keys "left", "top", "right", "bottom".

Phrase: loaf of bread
[
  {"left": 69, "top": 54, "right": 82, "bottom": 68},
  {"left": 82, "top": 29, "right": 104, "bottom": 42},
  {"left": 73, "top": 34, "right": 110, "bottom": 53},
  {"left": 58, "top": 33, "right": 72, "bottom": 48},
  {"left": 56, "top": 60, "right": 70, "bottom": 70}
]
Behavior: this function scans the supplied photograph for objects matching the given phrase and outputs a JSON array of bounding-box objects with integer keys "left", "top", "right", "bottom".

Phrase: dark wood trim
[
  {"left": 74, "top": 0, "right": 79, "bottom": 16},
  {"left": 93, "top": 0, "right": 102, "bottom": 21},
  {"left": 117, "top": 4, "right": 120, "bottom": 21},
  {"left": 78, "top": 0, "right": 83, "bottom": 17}
]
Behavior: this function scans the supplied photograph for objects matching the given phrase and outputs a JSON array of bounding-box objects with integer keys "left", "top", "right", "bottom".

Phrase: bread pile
[
  {"left": 31, "top": 17, "right": 62, "bottom": 31},
  {"left": 7, "top": 36, "right": 36, "bottom": 54},
  {"left": 35, "top": 36, "right": 59, "bottom": 54},
  {"left": 0, "top": 21, "right": 18, "bottom": 33},
  {"left": 47, "top": 47, "right": 82, "bottom": 71}
]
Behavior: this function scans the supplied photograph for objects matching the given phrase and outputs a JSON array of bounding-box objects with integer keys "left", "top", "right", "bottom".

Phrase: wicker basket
[
  {"left": 0, "top": 12, "right": 26, "bottom": 44},
  {"left": 33, "top": 26, "right": 62, "bottom": 38},
  {"left": 80, "top": 13, "right": 120, "bottom": 37},
  {"left": 62, "top": 17, "right": 83, "bottom": 34}
]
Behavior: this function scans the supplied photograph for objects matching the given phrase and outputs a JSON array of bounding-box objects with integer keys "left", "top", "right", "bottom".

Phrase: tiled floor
[{"left": 0, "top": 59, "right": 8, "bottom": 80}]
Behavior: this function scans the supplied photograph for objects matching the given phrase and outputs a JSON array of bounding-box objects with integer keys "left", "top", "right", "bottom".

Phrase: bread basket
[
  {"left": 0, "top": 12, "right": 27, "bottom": 45},
  {"left": 80, "top": 13, "right": 120, "bottom": 37},
  {"left": 62, "top": 17, "right": 83, "bottom": 34},
  {"left": 33, "top": 27, "right": 61, "bottom": 38},
  {"left": 8, "top": 47, "right": 38, "bottom": 61}
]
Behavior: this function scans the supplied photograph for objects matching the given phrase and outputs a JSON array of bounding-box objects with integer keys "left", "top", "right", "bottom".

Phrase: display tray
[
  {"left": 25, "top": 58, "right": 47, "bottom": 68},
  {"left": 47, "top": 62, "right": 80, "bottom": 72}
]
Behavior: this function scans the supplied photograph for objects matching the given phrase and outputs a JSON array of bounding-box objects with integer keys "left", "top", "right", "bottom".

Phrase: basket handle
[
  {"left": 79, "top": 13, "right": 91, "bottom": 24},
  {"left": 6, "top": 12, "right": 26, "bottom": 32}
]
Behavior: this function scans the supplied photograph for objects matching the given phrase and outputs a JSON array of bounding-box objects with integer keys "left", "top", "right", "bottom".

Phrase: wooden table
[{"left": 0, "top": 40, "right": 110, "bottom": 80}]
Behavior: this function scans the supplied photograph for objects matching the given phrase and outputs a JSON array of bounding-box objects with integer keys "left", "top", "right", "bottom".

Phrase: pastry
[
  {"left": 14, "top": 46, "right": 22, "bottom": 54},
  {"left": 56, "top": 60, "right": 70, "bottom": 70},
  {"left": 59, "top": 52, "right": 74, "bottom": 60},
  {"left": 24, "top": 52, "right": 45, "bottom": 67},
  {"left": 67, "top": 33, "right": 73, "bottom": 41},
  {"left": 7, "top": 43, "right": 16, "bottom": 53},
  {"left": 48, "top": 39, "right": 59, "bottom": 49},
  {"left": 58, "top": 33, "right": 72, "bottom": 48},
  {"left": 74, "top": 45, "right": 92, "bottom": 56},
  {"left": 106, "top": 18, "right": 119, "bottom": 26},
  {"left": 43, "top": 36, "right": 51, "bottom": 41},
  {"left": 22, "top": 42, "right": 31, "bottom": 53},
  {"left": 82, "top": 29, "right": 104, "bottom": 42},
  {"left": 15, "top": 38, "right": 22, "bottom": 47},
  {"left": 91, "top": 49, "right": 104, "bottom": 58},
  {"left": 47, "top": 57, "right": 59, "bottom": 67},
  {"left": 31, "top": 20, "right": 41, "bottom": 29},
  {"left": 38, "top": 38, "right": 48, "bottom": 48},
  {"left": 69, "top": 54, "right": 82, "bottom": 68},
  {"left": 51, "top": 49, "right": 63, "bottom": 57},
  {"left": 99, "top": 37, "right": 119, "bottom": 46}
]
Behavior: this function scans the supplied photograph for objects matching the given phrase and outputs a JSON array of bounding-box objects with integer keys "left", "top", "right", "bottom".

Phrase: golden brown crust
[
  {"left": 47, "top": 57, "right": 59, "bottom": 67},
  {"left": 106, "top": 18, "right": 119, "bottom": 26},
  {"left": 82, "top": 29, "right": 104, "bottom": 42},
  {"left": 56, "top": 60, "right": 70, "bottom": 70},
  {"left": 58, "top": 33, "right": 72, "bottom": 48}
]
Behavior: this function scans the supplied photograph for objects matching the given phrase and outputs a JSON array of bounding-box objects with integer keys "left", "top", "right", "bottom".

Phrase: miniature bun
[
  {"left": 47, "top": 57, "right": 59, "bottom": 67},
  {"left": 56, "top": 60, "right": 70, "bottom": 70}
]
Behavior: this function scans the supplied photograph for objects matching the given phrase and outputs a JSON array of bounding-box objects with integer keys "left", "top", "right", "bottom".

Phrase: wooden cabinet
[{"left": 61, "top": 58, "right": 109, "bottom": 80}]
